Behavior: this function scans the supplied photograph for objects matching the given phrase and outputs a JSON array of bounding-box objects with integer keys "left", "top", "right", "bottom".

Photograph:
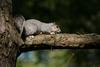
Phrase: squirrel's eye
[{"left": 56, "top": 25, "right": 59, "bottom": 28}]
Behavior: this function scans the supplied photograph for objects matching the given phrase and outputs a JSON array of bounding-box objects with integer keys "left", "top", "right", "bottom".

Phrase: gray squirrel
[{"left": 14, "top": 16, "right": 61, "bottom": 36}]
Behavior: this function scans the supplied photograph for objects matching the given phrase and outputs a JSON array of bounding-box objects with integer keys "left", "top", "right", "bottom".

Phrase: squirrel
[{"left": 13, "top": 16, "right": 61, "bottom": 37}]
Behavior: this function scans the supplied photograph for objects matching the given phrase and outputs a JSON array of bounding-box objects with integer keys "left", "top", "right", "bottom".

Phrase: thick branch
[{"left": 21, "top": 33, "right": 100, "bottom": 50}]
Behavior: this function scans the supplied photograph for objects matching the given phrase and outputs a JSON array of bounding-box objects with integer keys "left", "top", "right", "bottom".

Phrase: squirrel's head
[{"left": 49, "top": 23, "right": 61, "bottom": 34}]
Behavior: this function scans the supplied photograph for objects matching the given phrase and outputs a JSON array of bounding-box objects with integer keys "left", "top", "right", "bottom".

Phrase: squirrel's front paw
[{"left": 50, "top": 32, "right": 55, "bottom": 34}]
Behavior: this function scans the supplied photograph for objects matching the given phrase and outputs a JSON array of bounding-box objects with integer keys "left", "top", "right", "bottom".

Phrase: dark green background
[{"left": 13, "top": 0, "right": 100, "bottom": 67}]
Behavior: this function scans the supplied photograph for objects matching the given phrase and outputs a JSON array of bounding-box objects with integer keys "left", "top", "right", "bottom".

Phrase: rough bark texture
[
  {"left": 21, "top": 34, "right": 100, "bottom": 50},
  {"left": 1, "top": 0, "right": 100, "bottom": 67},
  {"left": 0, "top": 0, "right": 23, "bottom": 67}
]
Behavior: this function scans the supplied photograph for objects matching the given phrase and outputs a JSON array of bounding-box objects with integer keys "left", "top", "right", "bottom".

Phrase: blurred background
[{"left": 12, "top": 0, "right": 100, "bottom": 67}]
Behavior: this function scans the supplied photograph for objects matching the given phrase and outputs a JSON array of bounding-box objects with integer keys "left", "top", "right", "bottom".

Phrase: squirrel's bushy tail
[
  {"left": 14, "top": 15, "right": 25, "bottom": 36},
  {"left": 14, "top": 15, "right": 25, "bottom": 24}
]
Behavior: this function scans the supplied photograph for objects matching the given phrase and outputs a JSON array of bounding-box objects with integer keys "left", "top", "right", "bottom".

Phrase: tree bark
[
  {"left": 21, "top": 34, "right": 100, "bottom": 50},
  {"left": 0, "top": 0, "right": 23, "bottom": 67},
  {"left": 0, "top": 0, "right": 100, "bottom": 67}
]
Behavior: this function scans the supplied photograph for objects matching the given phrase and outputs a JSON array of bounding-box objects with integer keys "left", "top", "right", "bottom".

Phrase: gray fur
[
  {"left": 24, "top": 21, "right": 38, "bottom": 35},
  {"left": 14, "top": 15, "right": 25, "bottom": 35},
  {"left": 14, "top": 16, "right": 61, "bottom": 36}
]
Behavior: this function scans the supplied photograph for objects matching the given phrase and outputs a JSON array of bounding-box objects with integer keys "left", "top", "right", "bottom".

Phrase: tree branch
[{"left": 20, "top": 33, "right": 100, "bottom": 51}]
